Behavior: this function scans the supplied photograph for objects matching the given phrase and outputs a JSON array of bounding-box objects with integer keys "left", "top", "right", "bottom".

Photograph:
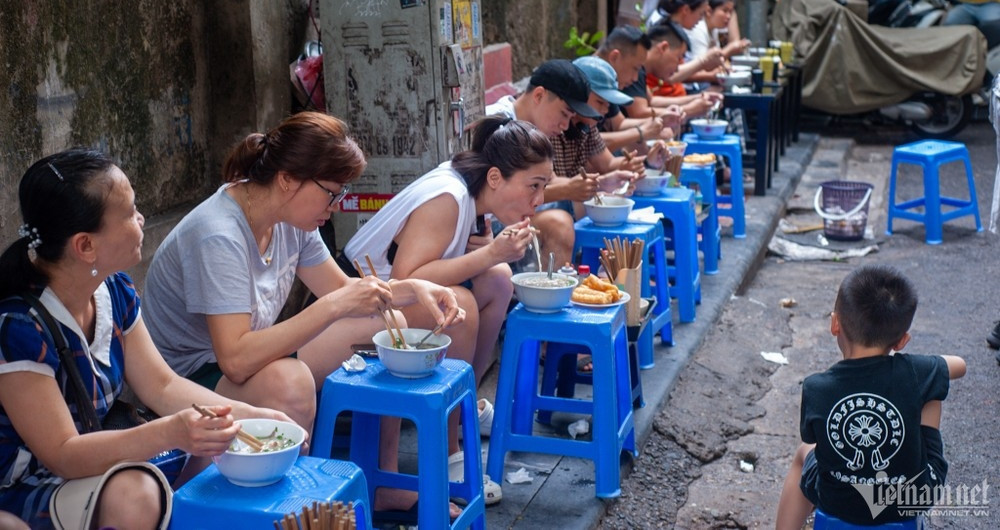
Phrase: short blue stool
[
  {"left": 312, "top": 359, "right": 485, "bottom": 530},
  {"left": 486, "top": 303, "right": 636, "bottom": 498},
  {"left": 679, "top": 163, "right": 721, "bottom": 274},
  {"left": 813, "top": 508, "right": 923, "bottom": 529},
  {"left": 681, "top": 133, "right": 747, "bottom": 238},
  {"left": 573, "top": 218, "right": 673, "bottom": 350},
  {"left": 886, "top": 139, "right": 982, "bottom": 244},
  {"left": 170, "top": 456, "right": 371, "bottom": 529},
  {"left": 632, "top": 187, "right": 701, "bottom": 323}
]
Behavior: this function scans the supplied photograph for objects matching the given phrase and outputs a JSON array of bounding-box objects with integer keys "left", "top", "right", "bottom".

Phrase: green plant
[{"left": 564, "top": 26, "right": 604, "bottom": 57}]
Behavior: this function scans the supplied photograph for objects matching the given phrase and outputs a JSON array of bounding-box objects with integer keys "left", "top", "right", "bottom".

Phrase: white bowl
[
  {"left": 583, "top": 196, "right": 635, "bottom": 227},
  {"left": 511, "top": 272, "right": 579, "bottom": 313},
  {"left": 690, "top": 119, "right": 729, "bottom": 140},
  {"left": 373, "top": 328, "right": 451, "bottom": 378},
  {"left": 716, "top": 71, "right": 751, "bottom": 90},
  {"left": 731, "top": 55, "right": 759, "bottom": 68},
  {"left": 634, "top": 169, "right": 673, "bottom": 196},
  {"left": 212, "top": 418, "right": 306, "bottom": 487},
  {"left": 730, "top": 65, "right": 752, "bottom": 73}
]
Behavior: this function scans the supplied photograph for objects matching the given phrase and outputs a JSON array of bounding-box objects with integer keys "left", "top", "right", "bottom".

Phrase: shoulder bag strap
[{"left": 18, "top": 292, "right": 102, "bottom": 433}]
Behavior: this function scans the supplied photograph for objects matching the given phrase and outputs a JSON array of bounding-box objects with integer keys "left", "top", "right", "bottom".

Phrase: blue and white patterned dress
[{"left": 0, "top": 272, "right": 138, "bottom": 528}]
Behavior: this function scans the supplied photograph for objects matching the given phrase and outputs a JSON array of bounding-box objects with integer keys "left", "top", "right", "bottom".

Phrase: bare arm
[{"left": 941, "top": 354, "right": 967, "bottom": 380}]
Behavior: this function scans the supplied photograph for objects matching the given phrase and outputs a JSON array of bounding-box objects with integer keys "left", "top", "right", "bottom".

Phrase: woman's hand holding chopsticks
[{"left": 168, "top": 404, "right": 247, "bottom": 456}]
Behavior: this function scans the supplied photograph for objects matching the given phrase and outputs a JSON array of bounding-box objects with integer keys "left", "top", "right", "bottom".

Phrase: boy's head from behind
[{"left": 834, "top": 265, "right": 917, "bottom": 351}]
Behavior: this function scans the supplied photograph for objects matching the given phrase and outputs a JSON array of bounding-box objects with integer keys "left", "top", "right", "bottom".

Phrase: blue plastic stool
[
  {"left": 681, "top": 133, "right": 747, "bottom": 238},
  {"left": 813, "top": 508, "right": 923, "bottom": 529},
  {"left": 536, "top": 302, "right": 652, "bottom": 424},
  {"left": 572, "top": 218, "right": 673, "bottom": 350},
  {"left": 886, "top": 139, "right": 982, "bottom": 244},
  {"left": 632, "top": 188, "right": 702, "bottom": 323},
  {"left": 486, "top": 303, "right": 636, "bottom": 498},
  {"left": 170, "top": 457, "right": 370, "bottom": 529},
  {"left": 312, "top": 360, "right": 485, "bottom": 530},
  {"left": 679, "top": 163, "right": 721, "bottom": 274}
]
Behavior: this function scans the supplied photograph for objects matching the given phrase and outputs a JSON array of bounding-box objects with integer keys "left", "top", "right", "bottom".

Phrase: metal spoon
[
  {"left": 612, "top": 180, "right": 631, "bottom": 195},
  {"left": 547, "top": 251, "right": 555, "bottom": 280},
  {"left": 708, "top": 100, "right": 722, "bottom": 122},
  {"left": 413, "top": 323, "right": 445, "bottom": 349}
]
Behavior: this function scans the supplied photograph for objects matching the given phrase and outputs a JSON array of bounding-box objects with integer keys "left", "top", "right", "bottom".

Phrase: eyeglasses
[{"left": 312, "top": 179, "right": 351, "bottom": 206}]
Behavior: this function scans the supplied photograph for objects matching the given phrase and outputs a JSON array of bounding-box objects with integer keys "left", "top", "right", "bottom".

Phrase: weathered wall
[
  {"left": 481, "top": 0, "right": 597, "bottom": 80},
  {"left": 0, "top": 1, "right": 305, "bottom": 286}
]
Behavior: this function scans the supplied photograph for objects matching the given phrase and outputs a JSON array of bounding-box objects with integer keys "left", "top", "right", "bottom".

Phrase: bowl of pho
[
  {"left": 510, "top": 272, "right": 579, "bottom": 313},
  {"left": 373, "top": 328, "right": 451, "bottom": 378},
  {"left": 213, "top": 418, "right": 306, "bottom": 487}
]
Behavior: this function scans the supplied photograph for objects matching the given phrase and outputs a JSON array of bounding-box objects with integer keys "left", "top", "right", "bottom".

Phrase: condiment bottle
[
  {"left": 578, "top": 264, "right": 591, "bottom": 280},
  {"left": 558, "top": 263, "right": 576, "bottom": 276}
]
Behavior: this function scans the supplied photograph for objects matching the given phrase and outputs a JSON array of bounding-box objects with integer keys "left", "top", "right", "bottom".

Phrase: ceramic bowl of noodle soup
[
  {"left": 373, "top": 328, "right": 451, "bottom": 378},
  {"left": 212, "top": 418, "right": 306, "bottom": 487},
  {"left": 511, "top": 272, "right": 579, "bottom": 313}
]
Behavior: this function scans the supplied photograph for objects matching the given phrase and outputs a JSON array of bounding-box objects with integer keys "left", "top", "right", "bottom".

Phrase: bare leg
[
  {"left": 299, "top": 312, "right": 419, "bottom": 512},
  {"left": 532, "top": 208, "right": 576, "bottom": 268},
  {"left": 94, "top": 468, "right": 164, "bottom": 529},
  {"left": 0, "top": 511, "right": 28, "bottom": 530},
  {"left": 776, "top": 443, "right": 816, "bottom": 530},
  {"left": 402, "top": 287, "right": 479, "bottom": 456},
  {"left": 469, "top": 264, "right": 513, "bottom": 386},
  {"left": 215, "top": 357, "right": 316, "bottom": 432}
]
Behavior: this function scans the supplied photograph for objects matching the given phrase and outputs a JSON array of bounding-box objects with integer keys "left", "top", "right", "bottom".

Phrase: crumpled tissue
[
  {"left": 627, "top": 206, "right": 664, "bottom": 224},
  {"left": 506, "top": 467, "right": 533, "bottom": 484},
  {"left": 760, "top": 351, "right": 789, "bottom": 365},
  {"left": 341, "top": 354, "right": 367, "bottom": 372},
  {"left": 568, "top": 418, "right": 590, "bottom": 439}
]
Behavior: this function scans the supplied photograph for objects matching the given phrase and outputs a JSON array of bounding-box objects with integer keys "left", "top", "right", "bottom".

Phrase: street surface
[{"left": 600, "top": 117, "right": 1000, "bottom": 529}]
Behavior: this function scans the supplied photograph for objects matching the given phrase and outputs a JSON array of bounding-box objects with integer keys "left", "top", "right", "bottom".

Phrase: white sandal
[
  {"left": 448, "top": 452, "right": 502, "bottom": 506},
  {"left": 478, "top": 398, "right": 494, "bottom": 438}
]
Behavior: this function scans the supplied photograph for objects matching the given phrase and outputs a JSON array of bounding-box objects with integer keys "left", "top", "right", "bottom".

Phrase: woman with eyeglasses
[{"left": 142, "top": 111, "right": 465, "bottom": 518}]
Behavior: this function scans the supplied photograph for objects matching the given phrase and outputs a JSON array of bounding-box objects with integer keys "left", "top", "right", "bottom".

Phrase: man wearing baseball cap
[{"left": 485, "top": 59, "right": 605, "bottom": 271}]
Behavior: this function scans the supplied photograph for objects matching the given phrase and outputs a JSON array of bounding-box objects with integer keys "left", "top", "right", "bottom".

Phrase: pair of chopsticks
[
  {"left": 599, "top": 237, "right": 645, "bottom": 281},
  {"left": 191, "top": 404, "right": 263, "bottom": 452},
  {"left": 275, "top": 501, "right": 356, "bottom": 530},
  {"left": 580, "top": 166, "right": 603, "bottom": 205},
  {"left": 501, "top": 226, "right": 542, "bottom": 237},
  {"left": 352, "top": 255, "right": 408, "bottom": 348}
]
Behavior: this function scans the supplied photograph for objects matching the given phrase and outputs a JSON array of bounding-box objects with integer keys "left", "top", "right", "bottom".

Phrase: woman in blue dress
[{"left": 0, "top": 148, "right": 291, "bottom": 529}]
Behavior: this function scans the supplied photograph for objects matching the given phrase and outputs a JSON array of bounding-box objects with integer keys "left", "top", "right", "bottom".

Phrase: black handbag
[{"left": 18, "top": 292, "right": 188, "bottom": 482}]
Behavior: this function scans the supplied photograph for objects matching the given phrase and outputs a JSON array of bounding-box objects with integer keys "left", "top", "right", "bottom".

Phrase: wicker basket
[{"left": 813, "top": 180, "right": 873, "bottom": 241}]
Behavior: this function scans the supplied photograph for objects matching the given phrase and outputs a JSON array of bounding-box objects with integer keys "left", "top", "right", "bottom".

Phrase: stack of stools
[
  {"left": 170, "top": 456, "right": 371, "bottom": 529},
  {"left": 679, "top": 162, "right": 721, "bottom": 274},
  {"left": 572, "top": 217, "right": 672, "bottom": 352},
  {"left": 681, "top": 133, "right": 747, "bottom": 239},
  {"left": 487, "top": 303, "right": 636, "bottom": 498},
  {"left": 886, "top": 139, "right": 982, "bottom": 244},
  {"left": 632, "top": 187, "right": 701, "bottom": 323},
  {"left": 312, "top": 359, "right": 485, "bottom": 529}
]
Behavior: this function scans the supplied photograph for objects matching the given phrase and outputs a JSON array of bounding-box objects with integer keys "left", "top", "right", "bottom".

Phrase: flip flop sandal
[
  {"left": 576, "top": 354, "right": 594, "bottom": 374},
  {"left": 478, "top": 398, "right": 494, "bottom": 438},
  {"left": 448, "top": 452, "right": 503, "bottom": 506}
]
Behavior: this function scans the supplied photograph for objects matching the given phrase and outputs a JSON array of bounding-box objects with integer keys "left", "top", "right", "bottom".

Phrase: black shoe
[{"left": 988, "top": 321, "right": 1000, "bottom": 350}]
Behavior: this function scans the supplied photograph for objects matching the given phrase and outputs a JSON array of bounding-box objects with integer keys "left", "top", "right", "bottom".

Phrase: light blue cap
[{"left": 571, "top": 56, "right": 634, "bottom": 106}]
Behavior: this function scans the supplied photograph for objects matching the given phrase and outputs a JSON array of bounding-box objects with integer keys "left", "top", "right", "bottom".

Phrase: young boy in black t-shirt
[{"left": 775, "top": 265, "right": 967, "bottom": 528}]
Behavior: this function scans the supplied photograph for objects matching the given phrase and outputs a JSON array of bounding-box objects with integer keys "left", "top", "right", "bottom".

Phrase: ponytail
[{"left": 451, "top": 115, "right": 552, "bottom": 197}]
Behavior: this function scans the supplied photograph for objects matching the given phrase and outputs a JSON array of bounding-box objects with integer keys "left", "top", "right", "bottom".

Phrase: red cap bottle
[{"left": 578, "top": 264, "right": 591, "bottom": 277}]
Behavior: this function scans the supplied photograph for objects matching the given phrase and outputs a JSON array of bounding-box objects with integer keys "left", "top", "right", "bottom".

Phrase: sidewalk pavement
[{"left": 465, "top": 132, "right": 826, "bottom": 529}]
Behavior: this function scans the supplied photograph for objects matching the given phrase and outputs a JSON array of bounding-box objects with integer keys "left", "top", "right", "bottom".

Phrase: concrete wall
[{"left": 0, "top": 0, "right": 306, "bottom": 287}]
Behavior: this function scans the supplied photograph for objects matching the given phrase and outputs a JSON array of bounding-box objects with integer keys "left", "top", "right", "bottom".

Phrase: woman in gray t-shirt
[{"left": 143, "top": 112, "right": 464, "bottom": 516}]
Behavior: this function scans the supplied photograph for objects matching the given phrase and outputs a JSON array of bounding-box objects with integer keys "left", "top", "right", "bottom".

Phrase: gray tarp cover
[{"left": 771, "top": 0, "right": 986, "bottom": 113}]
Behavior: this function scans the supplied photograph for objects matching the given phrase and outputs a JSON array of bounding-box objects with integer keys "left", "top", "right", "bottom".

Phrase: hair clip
[
  {"left": 47, "top": 162, "right": 65, "bottom": 181},
  {"left": 17, "top": 223, "right": 42, "bottom": 250}
]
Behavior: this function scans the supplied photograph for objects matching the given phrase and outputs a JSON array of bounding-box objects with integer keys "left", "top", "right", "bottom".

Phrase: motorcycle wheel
[{"left": 908, "top": 93, "right": 973, "bottom": 139}]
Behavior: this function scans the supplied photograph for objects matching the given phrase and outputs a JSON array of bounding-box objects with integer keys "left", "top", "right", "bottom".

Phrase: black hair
[
  {"left": 834, "top": 264, "right": 918, "bottom": 349},
  {"left": 658, "top": 0, "right": 709, "bottom": 14},
  {"left": 598, "top": 25, "right": 652, "bottom": 55},
  {"left": 0, "top": 148, "right": 116, "bottom": 298},
  {"left": 708, "top": 0, "right": 734, "bottom": 9},
  {"left": 451, "top": 115, "right": 553, "bottom": 197},
  {"left": 647, "top": 20, "right": 688, "bottom": 50}
]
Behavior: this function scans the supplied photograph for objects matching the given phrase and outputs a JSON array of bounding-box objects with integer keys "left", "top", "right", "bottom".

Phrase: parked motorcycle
[{"left": 773, "top": 0, "right": 985, "bottom": 139}]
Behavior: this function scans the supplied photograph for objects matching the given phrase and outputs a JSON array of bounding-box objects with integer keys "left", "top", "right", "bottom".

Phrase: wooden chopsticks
[
  {"left": 599, "top": 236, "right": 645, "bottom": 282},
  {"left": 191, "top": 404, "right": 264, "bottom": 452},
  {"left": 275, "top": 501, "right": 356, "bottom": 530},
  {"left": 352, "top": 255, "right": 408, "bottom": 348}
]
